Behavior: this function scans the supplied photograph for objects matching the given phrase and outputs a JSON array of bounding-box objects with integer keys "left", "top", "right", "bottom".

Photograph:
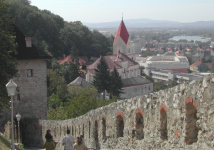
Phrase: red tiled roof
[
  {"left": 58, "top": 55, "right": 88, "bottom": 65},
  {"left": 165, "top": 69, "right": 187, "bottom": 73},
  {"left": 87, "top": 53, "right": 139, "bottom": 70},
  {"left": 192, "top": 61, "right": 202, "bottom": 67},
  {"left": 113, "top": 20, "right": 129, "bottom": 44},
  {"left": 204, "top": 63, "right": 211, "bottom": 66}
]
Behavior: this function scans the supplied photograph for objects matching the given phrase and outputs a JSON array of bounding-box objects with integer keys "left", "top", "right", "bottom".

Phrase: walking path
[{"left": 24, "top": 146, "right": 44, "bottom": 150}]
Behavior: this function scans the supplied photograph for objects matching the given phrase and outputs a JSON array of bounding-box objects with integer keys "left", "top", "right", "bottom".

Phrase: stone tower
[
  {"left": 0, "top": 26, "right": 51, "bottom": 132},
  {"left": 113, "top": 19, "right": 131, "bottom": 55}
]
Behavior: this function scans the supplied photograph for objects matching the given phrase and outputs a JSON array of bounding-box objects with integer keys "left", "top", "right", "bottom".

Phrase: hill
[{"left": 83, "top": 18, "right": 214, "bottom": 28}]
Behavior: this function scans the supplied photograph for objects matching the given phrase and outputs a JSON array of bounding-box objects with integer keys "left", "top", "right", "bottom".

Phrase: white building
[{"left": 140, "top": 52, "right": 189, "bottom": 70}]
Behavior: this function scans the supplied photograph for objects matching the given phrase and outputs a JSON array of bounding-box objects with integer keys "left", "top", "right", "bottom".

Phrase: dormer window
[{"left": 27, "top": 69, "right": 33, "bottom": 77}]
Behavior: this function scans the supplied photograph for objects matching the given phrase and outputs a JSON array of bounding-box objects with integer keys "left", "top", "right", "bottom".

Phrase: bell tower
[{"left": 113, "top": 19, "right": 130, "bottom": 55}]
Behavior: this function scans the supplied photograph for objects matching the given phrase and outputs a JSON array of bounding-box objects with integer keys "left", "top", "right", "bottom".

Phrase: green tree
[
  {"left": 0, "top": 0, "right": 17, "bottom": 112},
  {"left": 109, "top": 67, "right": 123, "bottom": 98},
  {"left": 47, "top": 69, "right": 67, "bottom": 98},
  {"left": 64, "top": 45, "right": 82, "bottom": 83},
  {"left": 92, "top": 56, "right": 111, "bottom": 99}
]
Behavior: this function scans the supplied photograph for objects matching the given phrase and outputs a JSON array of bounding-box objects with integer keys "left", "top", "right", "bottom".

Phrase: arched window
[
  {"left": 102, "top": 117, "right": 106, "bottom": 139},
  {"left": 75, "top": 126, "right": 76, "bottom": 137},
  {"left": 79, "top": 124, "right": 80, "bottom": 135},
  {"left": 185, "top": 97, "right": 198, "bottom": 145},
  {"left": 116, "top": 112, "right": 124, "bottom": 137},
  {"left": 160, "top": 104, "right": 167, "bottom": 140},
  {"left": 136, "top": 109, "right": 144, "bottom": 140},
  {"left": 95, "top": 120, "right": 98, "bottom": 141},
  {"left": 60, "top": 126, "right": 61, "bottom": 136},
  {"left": 94, "top": 119, "right": 99, "bottom": 149}
]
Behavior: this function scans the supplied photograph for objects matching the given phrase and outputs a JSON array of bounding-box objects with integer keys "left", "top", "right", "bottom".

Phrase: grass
[
  {"left": 0, "top": 135, "right": 24, "bottom": 150},
  {"left": 0, "top": 135, "right": 11, "bottom": 150}
]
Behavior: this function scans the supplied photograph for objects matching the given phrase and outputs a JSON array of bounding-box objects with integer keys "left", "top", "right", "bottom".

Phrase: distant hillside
[{"left": 83, "top": 18, "right": 214, "bottom": 28}]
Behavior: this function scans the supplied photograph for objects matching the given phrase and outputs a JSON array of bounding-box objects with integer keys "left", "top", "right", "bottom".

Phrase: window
[
  {"left": 17, "top": 94, "right": 20, "bottom": 101},
  {"left": 116, "top": 115, "right": 124, "bottom": 137},
  {"left": 27, "top": 69, "right": 33, "bottom": 77}
]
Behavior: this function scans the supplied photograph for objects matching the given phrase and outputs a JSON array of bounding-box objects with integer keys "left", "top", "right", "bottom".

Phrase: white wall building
[{"left": 140, "top": 52, "right": 189, "bottom": 70}]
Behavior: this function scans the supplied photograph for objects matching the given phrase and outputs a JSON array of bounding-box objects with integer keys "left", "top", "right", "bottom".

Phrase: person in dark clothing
[{"left": 44, "top": 129, "right": 56, "bottom": 150}]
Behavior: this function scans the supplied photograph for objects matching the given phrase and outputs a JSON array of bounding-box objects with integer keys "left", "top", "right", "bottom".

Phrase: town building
[
  {"left": 145, "top": 69, "right": 202, "bottom": 82},
  {"left": 141, "top": 52, "right": 189, "bottom": 71},
  {"left": 58, "top": 55, "right": 89, "bottom": 70},
  {"left": 0, "top": 26, "right": 51, "bottom": 132},
  {"left": 191, "top": 52, "right": 204, "bottom": 63},
  {"left": 190, "top": 61, "right": 209, "bottom": 72},
  {"left": 86, "top": 52, "right": 140, "bottom": 82},
  {"left": 86, "top": 19, "right": 153, "bottom": 99},
  {"left": 68, "top": 76, "right": 92, "bottom": 89}
]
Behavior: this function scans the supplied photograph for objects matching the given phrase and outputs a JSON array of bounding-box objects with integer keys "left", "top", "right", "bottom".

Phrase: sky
[{"left": 31, "top": 0, "right": 214, "bottom": 23}]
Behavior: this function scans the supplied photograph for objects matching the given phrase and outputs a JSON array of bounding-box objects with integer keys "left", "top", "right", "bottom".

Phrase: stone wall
[{"left": 37, "top": 74, "right": 214, "bottom": 149}]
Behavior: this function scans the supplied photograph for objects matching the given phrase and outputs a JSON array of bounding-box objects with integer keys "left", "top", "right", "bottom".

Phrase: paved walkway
[{"left": 24, "top": 146, "right": 45, "bottom": 150}]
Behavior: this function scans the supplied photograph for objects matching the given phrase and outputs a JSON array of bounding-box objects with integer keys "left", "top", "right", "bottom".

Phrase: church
[{"left": 86, "top": 19, "right": 153, "bottom": 99}]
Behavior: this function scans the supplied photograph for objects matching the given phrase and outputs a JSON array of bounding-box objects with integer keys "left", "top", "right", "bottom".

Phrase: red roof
[
  {"left": 204, "top": 63, "right": 211, "bottom": 67},
  {"left": 87, "top": 53, "right": 138, "bottom": 70},
  {"left": 58, "top": 55, "right": 88, "bottom": 65},
  {"left": 192, "top": 61, "right": 202, "bottom": 67},
  {"left": 165, "top": 69, "right": 187, "bottom": 73},
  {"left": 113, "top": 20, "right": 129, "bottom": 44}
]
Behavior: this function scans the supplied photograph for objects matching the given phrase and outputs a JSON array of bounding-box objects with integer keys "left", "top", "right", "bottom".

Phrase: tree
[
  {"left": 0, "top": 0, "right": 17, "bottom": 112},
  {"left": 109, "top": 67, "right": 123, "bottom": 98},
  {"left": 47, "top": 69, "right": 67, "bottom": 95},
  {"left": 92, "top": 56, "right": 111, "bottom": 99},
  {"left": 65, "top": 45, "right": 82, "bottom": 83}
]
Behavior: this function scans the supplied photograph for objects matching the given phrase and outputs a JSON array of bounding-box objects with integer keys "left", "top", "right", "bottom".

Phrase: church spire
[{"left": 113, "top": 19, "right": 129, "bottom": 44}]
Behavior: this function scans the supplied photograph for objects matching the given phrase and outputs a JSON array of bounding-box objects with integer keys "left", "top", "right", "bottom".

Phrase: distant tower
[{"left": 113, "top": 19, "right": 131, "bottom": 55}]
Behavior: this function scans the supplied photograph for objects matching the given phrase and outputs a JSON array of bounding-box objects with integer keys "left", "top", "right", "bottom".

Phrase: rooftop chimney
[{"left": 25, "top": 37, "right": 32, "bottom": 47}]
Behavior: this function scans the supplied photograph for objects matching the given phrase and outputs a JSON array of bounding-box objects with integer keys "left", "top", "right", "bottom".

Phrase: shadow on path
[{"left": 24, "top": 146, "right": 45, "bottom": 150}]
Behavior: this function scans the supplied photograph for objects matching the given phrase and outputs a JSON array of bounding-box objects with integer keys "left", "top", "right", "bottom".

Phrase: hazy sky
[{"left": 31, "top": 0, "right": 214, "bottom": 23}]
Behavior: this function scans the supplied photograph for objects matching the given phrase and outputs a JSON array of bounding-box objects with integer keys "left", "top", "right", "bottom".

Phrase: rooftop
[
  {"left": 68, "top": 77, "right": 92, "bottom": 89},
  {"left": 87, "top": 53, "right": 138, "bottom": 70},
  {"left": 113, "top": 20, "right": 129, "bottom": 44},
  {"left": 11, "top": 25, "right": 52, "bottom": 60},
  {"left": 122, "top": 76, "right": 152, "bottom": 87}
]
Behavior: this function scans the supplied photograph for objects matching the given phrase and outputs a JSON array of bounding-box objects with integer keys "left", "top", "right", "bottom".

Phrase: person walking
[
  {"left": 73, "top": 136, "right": 87, "bottom": 150},
  {"left": 44, "top": 129, "right": 55, "bottom": 150},
  {"left": 80, "top": 135, "right": 87, "bottom": 150},
  {"left": 62, "top": 129, "right": 75, "bottom": 150}
]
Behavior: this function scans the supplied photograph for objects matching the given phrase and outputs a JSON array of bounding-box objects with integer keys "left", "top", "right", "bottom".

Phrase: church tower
[{"left": 113, "top": 19, "right": 131, "bottom": 55}]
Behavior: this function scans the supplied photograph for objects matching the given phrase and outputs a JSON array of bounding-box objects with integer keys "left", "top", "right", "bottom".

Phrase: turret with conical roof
[{"left": 113, "top": 19, "right": 131, "bottom": 55}]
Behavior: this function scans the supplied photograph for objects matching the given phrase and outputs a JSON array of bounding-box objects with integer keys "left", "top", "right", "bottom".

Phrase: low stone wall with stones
[{"left": 38, "top": 75, "right": 214, "bottom": 149}]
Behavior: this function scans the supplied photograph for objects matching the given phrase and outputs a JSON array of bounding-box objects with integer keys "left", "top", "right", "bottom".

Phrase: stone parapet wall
[{"left": 39, "top": 75, "right": 214, "bottom": 149}]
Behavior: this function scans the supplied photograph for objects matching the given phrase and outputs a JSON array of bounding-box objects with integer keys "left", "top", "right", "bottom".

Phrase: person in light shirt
[
  {"left": 62, "top": 129, "right": 75, "bottom": 150},
  {"left": 73, "top": 136, "right": 87, "bottom": 150}
]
